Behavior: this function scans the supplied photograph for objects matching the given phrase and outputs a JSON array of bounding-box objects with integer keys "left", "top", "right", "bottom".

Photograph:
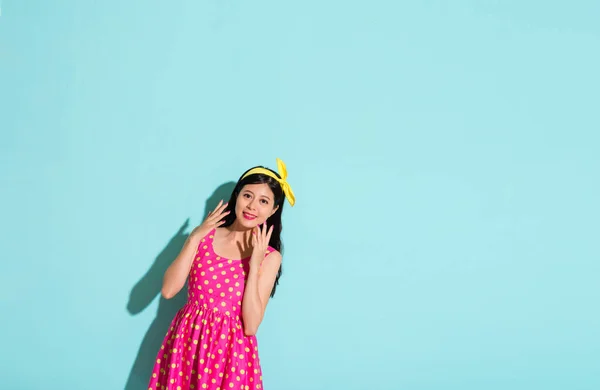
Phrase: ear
[{"left": 269, "top": 205, "right": 279, "bottom": 218}]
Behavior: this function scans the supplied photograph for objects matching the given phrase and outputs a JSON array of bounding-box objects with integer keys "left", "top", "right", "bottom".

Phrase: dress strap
[
  {"left": 205, "top": 227, "right": 217, "bottom": 243},
  {"left": 195, "top": 228, "right": 216, "bottom": 252}
]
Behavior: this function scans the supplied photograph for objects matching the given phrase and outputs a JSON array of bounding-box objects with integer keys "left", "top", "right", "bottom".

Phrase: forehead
[{"left": 241, "top": 183, "right": 275, "bottom": 197}]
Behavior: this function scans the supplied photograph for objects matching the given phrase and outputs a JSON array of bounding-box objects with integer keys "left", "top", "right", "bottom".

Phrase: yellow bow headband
[{"left": 241, "top": 158, "right": 296, "bottom": 207}]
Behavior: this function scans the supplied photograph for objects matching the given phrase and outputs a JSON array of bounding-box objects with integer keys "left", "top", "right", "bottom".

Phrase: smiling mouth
[{"left": 243, "top": 212, "right": 257, "bottom": 220}]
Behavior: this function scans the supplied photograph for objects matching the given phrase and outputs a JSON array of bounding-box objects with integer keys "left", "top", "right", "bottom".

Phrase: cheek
[
  {"left": 236, "top": 202, "right": 246, "bottom": 215},
  {"left": 260, "top": 204, "right": 275, "bottom": 218},
  {"left": 234, "top": 200, "right": 246, "bottom": 215}
]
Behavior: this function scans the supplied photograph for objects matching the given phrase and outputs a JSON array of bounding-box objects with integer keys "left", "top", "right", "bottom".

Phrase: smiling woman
[{"left": 148, "top": 158, "right": 295, "bottom": 390}]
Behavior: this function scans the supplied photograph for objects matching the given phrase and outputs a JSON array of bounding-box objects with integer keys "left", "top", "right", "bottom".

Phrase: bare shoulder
[
  {"left": 266, "top": 248, "right": 281, "bottom": 259},
  {"left": 263, "top": 249, "right": 282, "bottom": 267},
  {"left": 190, "top": 226, "right": 214, "bottom": 242}
]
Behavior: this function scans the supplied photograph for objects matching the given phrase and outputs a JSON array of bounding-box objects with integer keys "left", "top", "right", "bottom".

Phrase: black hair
[{"left": 220, "top": 165, "right": 285, "bottom": 297}]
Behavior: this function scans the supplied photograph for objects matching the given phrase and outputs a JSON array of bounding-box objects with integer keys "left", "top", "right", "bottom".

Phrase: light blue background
[{"left": 1, "top": 1, "right": 599, "bottom": 389}]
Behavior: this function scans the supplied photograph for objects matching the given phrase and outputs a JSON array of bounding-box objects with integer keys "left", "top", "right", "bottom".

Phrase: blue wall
[{"left": 1, "top": 1, "right": 599, "bottom": 389}]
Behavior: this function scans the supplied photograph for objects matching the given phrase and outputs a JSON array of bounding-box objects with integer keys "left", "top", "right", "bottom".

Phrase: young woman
[{"left": 147, "top": 158, "right": 295, "bottom": 390}]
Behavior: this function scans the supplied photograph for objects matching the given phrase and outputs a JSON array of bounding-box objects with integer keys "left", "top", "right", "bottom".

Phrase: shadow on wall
[{"left": 124, "top": 181, "right": 237, "bottom": 390}]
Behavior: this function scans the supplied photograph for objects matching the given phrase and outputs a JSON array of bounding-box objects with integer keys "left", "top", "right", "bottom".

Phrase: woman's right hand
[{"left": 190, "top": 200, "right": 230, "bottom": 239}]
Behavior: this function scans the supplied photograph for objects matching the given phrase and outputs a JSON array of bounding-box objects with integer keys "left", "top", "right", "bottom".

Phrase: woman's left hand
[{"left": 250, "top": 223, "right": 273, "bottom": 270}]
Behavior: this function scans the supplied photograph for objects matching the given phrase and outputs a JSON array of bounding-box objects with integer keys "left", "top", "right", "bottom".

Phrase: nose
[{"left": 246, "top": 198, "right": 257, "bottom": 210}]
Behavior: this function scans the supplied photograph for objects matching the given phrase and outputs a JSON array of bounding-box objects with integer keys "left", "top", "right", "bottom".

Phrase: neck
[{"left": 223, "top": 220, "right": 253, "bottom": 242}]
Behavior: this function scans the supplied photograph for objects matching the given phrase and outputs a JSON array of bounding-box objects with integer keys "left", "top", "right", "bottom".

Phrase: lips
[{"left": 243, "top": 212, "right": 257, "bottom": 220}]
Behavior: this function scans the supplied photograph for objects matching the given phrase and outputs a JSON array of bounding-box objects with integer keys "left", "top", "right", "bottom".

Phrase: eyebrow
[{"left": 243, "top": 189, "right": 271, "bottom": 201}]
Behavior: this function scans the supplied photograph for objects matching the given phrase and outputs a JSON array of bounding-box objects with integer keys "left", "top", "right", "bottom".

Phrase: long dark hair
[{"left": 220, "top": 165, "right": 285, "bottom": 297}]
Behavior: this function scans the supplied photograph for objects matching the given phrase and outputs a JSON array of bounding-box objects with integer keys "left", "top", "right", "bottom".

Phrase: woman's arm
[
  {"left": 242, "top": 250, "right": 282, "bottom": 336},
  {"left": 160, "top": 230, "right": 204, "bottom": 299},
  {"left": 162, "top": 200, "right": 230, "bottom": 299}
]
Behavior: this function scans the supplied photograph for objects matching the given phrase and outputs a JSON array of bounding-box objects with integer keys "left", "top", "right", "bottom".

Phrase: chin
[
  {"left": 239, "top": 220, "right": 256, "bottom": 229},
  {"left": 236, "top": 213, "right": 262, "bottom": 228}
]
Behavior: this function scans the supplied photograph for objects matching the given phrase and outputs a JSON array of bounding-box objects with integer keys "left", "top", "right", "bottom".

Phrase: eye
[
  {"left": 260, "top": 199, "right": 269, "bottom": 205},
  {"left": 243, "top": 193, "right": 251, "bottom": 199}
]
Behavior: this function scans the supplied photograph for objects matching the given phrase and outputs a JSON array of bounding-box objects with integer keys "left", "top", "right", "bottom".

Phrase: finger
[
  {"left": 217, "top": 210, "right": 230, "bottom": 219},
  {"left": 262, "top": 224, "right": 268, "bottom": 245},
  {"left": 213, "top": 201, "right": 227, "bottom": 218},
  {"left": 206, "top": 211, "right": 216, "bottom": 222},
  {"left": 257, "top": 225, "right": 263, "bottom": 245},
  {"left": 209, "top": 200, "right": 224, "bottom": 217},
  {"left": 213, "top": 200, "right": 223, "bottom": 213},
  {"left": 257, "top": 224, "right": 265, "bottom": 248},
  {"left": 266, "top": 224, "right": 274, "bottom": 244},
  {"left": 209, "top": 204, "right": 229, "bottom": 222},
  {"left": 206, "top": 201, "right": 221, "bottom": 219},
  {"left": 251, "top": 228, "right": 258, "bottom": 246}
]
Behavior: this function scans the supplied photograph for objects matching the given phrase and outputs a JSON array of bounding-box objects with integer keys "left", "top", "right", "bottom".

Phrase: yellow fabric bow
[{"left": 241, "top": 158, "right": 296, "bottom": 206}]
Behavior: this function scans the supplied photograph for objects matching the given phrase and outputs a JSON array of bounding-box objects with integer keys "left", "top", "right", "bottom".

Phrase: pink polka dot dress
[{"left": 148, "top": 228, "right": 274, "bottom": 390}]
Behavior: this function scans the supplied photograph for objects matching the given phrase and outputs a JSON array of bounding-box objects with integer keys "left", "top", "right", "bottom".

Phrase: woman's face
[{"left": 235, "top": 183, "right": 278, "bottom": 228}]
